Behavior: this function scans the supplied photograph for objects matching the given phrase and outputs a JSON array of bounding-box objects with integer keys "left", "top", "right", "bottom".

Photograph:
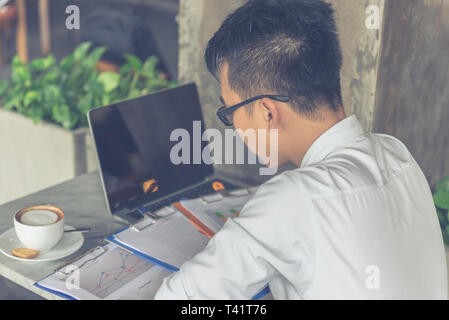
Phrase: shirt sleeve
[{"left": 154, "top": 172, "right": 314, "bottom": 300}]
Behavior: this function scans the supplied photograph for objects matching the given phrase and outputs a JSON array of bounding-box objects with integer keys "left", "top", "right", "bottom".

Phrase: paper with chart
[
  {"left": 174, "top": 188, "right": 257, "bottom": 237},
  {"left": 112, "top": 212, "right": 210, "bottom": 269},
  {"left": 36, "top": 243, "right": 171, "bottom": 300}
]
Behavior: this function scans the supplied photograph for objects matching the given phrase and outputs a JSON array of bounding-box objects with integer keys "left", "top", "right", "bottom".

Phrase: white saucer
[{"left": 0, "top": 226, "right": 84, "bottom": 262}]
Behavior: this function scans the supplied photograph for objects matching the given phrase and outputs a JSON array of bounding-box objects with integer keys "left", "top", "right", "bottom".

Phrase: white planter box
[{"left": 0, "top": 108, "right": 98, "bottom": 205}]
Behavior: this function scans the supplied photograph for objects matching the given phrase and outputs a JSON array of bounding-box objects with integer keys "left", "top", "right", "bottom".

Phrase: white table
[{"left": 0, "top": 171, "right": 126, "bottom": 299}]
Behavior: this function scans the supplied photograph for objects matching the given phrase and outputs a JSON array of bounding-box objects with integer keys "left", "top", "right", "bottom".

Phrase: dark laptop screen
[{"left": 88, "top": 83, "right": 213, "bottom": 213}]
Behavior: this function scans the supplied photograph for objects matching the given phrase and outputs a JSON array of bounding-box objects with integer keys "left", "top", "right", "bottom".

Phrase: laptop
[{"left": 87, "top": 83, "right": 246, "bottom": 224}]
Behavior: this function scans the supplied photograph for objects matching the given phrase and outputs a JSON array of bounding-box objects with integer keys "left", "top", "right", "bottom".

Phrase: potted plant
[
  {"left": 433, "top": 176, "right": 449, "bottom": 246},
  {"left": 0, "top": 42, "right": 176, "bottom": 204}
]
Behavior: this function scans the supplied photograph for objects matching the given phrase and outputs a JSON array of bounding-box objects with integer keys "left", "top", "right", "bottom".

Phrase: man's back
[
  {"left": 155, "top": 115, "right": 447, "bottom": 299},
  {"left": 264, "top": 115, "right": 447, "bottom": 299}
]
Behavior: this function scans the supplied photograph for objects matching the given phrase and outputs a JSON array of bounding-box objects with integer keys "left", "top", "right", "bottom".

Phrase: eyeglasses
[{"left": 216, "top": 95, "right": 291, "bottom": 126}]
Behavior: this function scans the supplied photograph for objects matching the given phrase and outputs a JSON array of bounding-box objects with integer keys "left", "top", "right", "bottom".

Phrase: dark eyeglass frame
[{"left": 216, "top": 95, "right": 291, "bottom": 126}]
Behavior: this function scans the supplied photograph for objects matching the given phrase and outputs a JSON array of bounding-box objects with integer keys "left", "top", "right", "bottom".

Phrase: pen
[{"left": 64, "top": 227, "right": 91, "bottom": 233}]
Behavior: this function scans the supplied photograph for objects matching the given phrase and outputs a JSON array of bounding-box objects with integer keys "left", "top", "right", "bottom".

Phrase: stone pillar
[
  {"left": 329, "top": 0, "right": 385, "bottom": 132},
  {"left": 373, "top": 0, "right": 449, "bottom": 186}
]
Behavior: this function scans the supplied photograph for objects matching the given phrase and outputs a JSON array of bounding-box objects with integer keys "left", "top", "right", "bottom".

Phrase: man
[{"left": 155, "top": 0, "right": 447, "bottom": 299}]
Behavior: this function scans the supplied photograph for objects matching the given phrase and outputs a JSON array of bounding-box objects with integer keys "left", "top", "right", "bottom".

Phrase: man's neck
[{"left": 286, "top": 107, "right": 347, "bottom": 167}]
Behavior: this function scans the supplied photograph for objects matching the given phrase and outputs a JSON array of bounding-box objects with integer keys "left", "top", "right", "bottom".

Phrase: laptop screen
[{"left": 88, "top": 83, "right": 213, "bottom": 213}]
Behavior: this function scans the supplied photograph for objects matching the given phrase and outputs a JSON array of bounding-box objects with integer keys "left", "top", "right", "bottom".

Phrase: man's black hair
[{"left": 205, "top": 0, "right": 343, "bottom": 117}]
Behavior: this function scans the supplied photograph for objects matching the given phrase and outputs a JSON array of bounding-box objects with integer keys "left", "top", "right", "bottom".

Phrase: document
[
  {"left": 36, "top": 243, "right": 172, "bottom": 300},
  {"left": 111, "top": 212, "right": 210, "bottom": 269},
  {"left": 173, "top": 188, "right": 257, "bottom": 237}
]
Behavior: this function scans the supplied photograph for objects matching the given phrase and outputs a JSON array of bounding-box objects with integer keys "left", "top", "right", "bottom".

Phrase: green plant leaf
[
  {"left": 43, "top": 84, "right": 61, "bottom": 101},
  {"left": 436, "top": 176, "right": 449, "bottom": 194},
  {"left": 97, "top": 72, "right": 120, "bottom": 93},
  {"left": 11, "top": 55, "right": 25, "bottom": 68},
  {"left": 119, "top": 76, "right": 131, "bottom": 91},
  {"left": 85, "top": 46, "right": 107, "bottom": 69},
  {"left": 60, "top": 54, "right": 75, "bottom": 69},
  {"left": 30, "top": 54, "right": 55, "bottom": 71},
  {"left": 123, "top": 54, "right": 142, "bottom": 71},
  {"left": 52, "top": 104, "right": 77, "bottom": 130},
  {"left": 52, "top": 104, "right": 65, "bottom": 122},
  {"left": 31, "top": 108, "right": 44, "bottom": 124},
  {"left": 84, "top": 80, "right": 104, "bottom": 97},
  {"left": 3, "top": 97, "right": 19, "bottom": 111},
  {"left": 68, "top": 114, "right": 79, "bottom": 130},
  {"left": 0, "top": 80, "right": 8, "bottom": 96},
  {"left": 73, "top": 42, "right": 92, "bottom": 61},
  {"left": 434, "top": 192, "right": 449, "bottom": 210},
  {"left": 442, "top": 230, "right": 449, "bottom": 246},
  {"left": 23, "top": 91, "right": 41, "bottom": 107},
  {"left": 129, "top": 89, "right": 142, "bottom": 99},
  {"left": 146, "top": 78, "right": 170, "bottom": 92},
  {"left": 11, "top": 65, "right": 31, "bottom": 84},
  {"left": 42, "top": 68, "right": 59, "bottom": 82},
  {"left": 102, "top": 94, "right": 111, "bottom": 106},
  {"left": 437, "top": 208, "right": 448, "bottom": 226},
  {"left": 65, "top": 89, "right": 78, "bottom": 101},
  {"left": 77, "top": 93, "right": 93, "bottom": 115},
  {"left": 141, "top": 56, "right": 158, "bottom": 78}
]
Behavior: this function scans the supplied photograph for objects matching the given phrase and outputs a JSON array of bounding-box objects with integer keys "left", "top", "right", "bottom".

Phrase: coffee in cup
[{"left": 14, "top": 205, "right": 65, "bottom": 252}]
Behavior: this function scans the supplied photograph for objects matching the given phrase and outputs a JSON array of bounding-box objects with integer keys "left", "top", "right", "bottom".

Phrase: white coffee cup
[{"left": 14, "top": 205, "right": 65, "bottom": 252}]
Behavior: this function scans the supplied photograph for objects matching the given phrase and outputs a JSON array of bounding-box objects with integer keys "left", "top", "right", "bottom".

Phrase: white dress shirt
[{"left": 154, "top": 114, "right": 447, "bottom": 299}]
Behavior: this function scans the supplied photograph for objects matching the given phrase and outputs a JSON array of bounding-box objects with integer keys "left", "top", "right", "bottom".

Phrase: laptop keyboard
[{"left": 135, "top": 180, "right": 238, "bottom": 215}]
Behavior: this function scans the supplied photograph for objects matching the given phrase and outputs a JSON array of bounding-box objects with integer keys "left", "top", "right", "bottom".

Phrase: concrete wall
[
  {"left": 373, "top": 0, "right": 449, "bottom": 187},
  {"left": 178, "top": 0, "right": 385, "bottom": 184},
  {"left": 329, "top": 0, "right": 385, "bottom": 131},
  {"left": 0, "top": 109, "right": 97, "bottom": 205}
]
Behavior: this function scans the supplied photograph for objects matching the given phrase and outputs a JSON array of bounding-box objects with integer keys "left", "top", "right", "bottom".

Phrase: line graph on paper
[{"left": 79, "top": 246, "right": 153, "bottom": 299}]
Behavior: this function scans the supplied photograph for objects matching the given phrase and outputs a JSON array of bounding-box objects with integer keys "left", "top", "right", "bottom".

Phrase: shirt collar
[{"left": 300, "top": 115, "right": 365, "bottom": 168}]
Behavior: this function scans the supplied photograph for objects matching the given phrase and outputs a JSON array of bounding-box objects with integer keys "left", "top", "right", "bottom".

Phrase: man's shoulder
[
  {"left": 242, "top": 132, "right": 417, "bottom": 211},
  {"left": 247, "top": 165, "right": 344, "bottom": 206},
  {"left": 298, "top": 132, "right": 415, "bottom": 197},
  {"left": 257, "top": 132, "right": 413, "bottom": 200}
]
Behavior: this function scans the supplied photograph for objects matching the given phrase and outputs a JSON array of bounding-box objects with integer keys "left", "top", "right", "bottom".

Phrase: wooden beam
[
  {"left": 16, "top": 0, "right": 28, "bottom": 63},
  {"left": 0, "top": 33, "right": 3, "bottom": 67},
  {"left": 38, "top": 0, "right": 50, "bottom": 56}
]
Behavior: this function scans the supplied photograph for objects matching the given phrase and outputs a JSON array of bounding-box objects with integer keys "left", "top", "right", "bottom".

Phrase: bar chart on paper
[
  {"left": 79, "top": 246, "right": 153, "bottom": 299},
  {"left": 206, "top": 207, "right": 241, "bottom": 225},
  {"left": 174, "top": 189, "right": 255, "bottom": 236}
]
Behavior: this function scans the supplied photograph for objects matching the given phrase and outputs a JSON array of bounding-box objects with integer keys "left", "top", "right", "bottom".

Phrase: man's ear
[{"left": 258, "top": 98, "right": 280, "bottom": 129}]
